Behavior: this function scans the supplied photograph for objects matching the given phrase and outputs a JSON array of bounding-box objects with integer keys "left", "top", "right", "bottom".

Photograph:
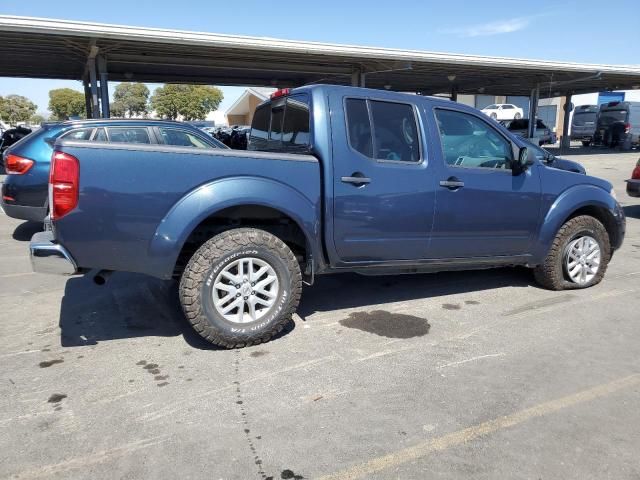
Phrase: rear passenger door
[
  {"left": 330, "top": 95, "right": 436, "bottom": 263},
  {"left": 430, "top": 106, "right": 541, "bottom": 258}
]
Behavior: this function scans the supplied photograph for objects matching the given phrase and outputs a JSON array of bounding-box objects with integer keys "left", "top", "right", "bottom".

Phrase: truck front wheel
[
  {"left": 179, "top": 228, "right": 302, "bottom": 348},
  {"left": 533, "top": 215, "right": 611, "bottom": 290}
]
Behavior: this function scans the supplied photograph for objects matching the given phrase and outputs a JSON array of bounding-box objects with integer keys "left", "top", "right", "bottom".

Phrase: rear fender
[{"left": 147, "top": 177, "right": 321, "bottom": 279}]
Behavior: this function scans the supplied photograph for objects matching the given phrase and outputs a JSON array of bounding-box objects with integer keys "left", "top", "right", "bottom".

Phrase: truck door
[
  {"left": 330, "top": 95, "right": 435, "bottom": 263},
  {"left": 429, "top": 106, "right": 541, "bottom": 258}
]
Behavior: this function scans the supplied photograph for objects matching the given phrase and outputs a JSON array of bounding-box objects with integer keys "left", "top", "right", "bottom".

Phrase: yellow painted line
[{"left": 317, "top": 373, "right": 640, "bottom": 480}]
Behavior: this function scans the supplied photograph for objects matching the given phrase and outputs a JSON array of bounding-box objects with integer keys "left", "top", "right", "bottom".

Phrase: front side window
[
  {"left": 158, "top": 128, "right": 210, "bottom": 148},
  {"left": 61, "top": 128, "right": 94, "bottom": 140},
  {"left": 502, "top": 105, "right": 514, "bottom": 109},
  {"left": 435, "top": 109, "right": 513, "bottom": 170},
  {"left": 106, "top": 127, "right": 151, "bottom": 144}
]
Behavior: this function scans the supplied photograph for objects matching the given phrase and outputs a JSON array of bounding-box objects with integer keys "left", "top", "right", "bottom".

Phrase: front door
[
  {"left": 330, "top": 95, "right": 435, "bottom": 263},
  {"left": 429, "top": 107, "right": 541, "bottom": 258}
]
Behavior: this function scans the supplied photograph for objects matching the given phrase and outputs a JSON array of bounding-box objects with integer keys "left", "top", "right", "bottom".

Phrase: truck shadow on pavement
[
  {"left": 297, "top": 267, "right": 534, "bottom": 320},
  {"left": 11, "top": 221, "right": 42, "bottom": 241},
  {"left": 58, "top": 267, "right": 533, "bottom": 349},
  {"left": 623, "top": 205, "right": 640, "bottom": 220},
  {"left": 58, "top": 272, "right": 234, "bottom": 350}
]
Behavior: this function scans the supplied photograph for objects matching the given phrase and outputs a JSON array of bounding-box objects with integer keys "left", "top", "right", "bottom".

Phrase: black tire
[
  {"left": 514, "top": 112, "right": 522, "bottom": 120},
  {"left": 490, "top": 112, "right": 497, "bottom": 120},
  {"left": 179, "top": 228, "right": 302, "bottom": 348},
  {"left": 533, "top": 215, "right": 611, "bottom": 290},
  {"left": 581, "top": 140, "right": 591, "bottom": 147}
]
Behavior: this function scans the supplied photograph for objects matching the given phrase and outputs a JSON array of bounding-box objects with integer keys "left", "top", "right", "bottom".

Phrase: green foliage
[
  {"left": 29, "top": 114, "right": 46, "bottom": 125},
  {"left": 0, "top": 94, "right": 38, "bottom": 124},
  {"left": 150, "top": 84, "right": 223, "bottom": 120},
  {"left": 112, "top": 83, "right": 149, "bottom": 117},
  {"left": 48, "top": 88, "right": 86, "bottom": 120}
]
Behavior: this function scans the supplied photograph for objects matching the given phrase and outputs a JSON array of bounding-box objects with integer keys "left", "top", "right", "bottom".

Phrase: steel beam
[
  {"left": 97, "top": 55, "right": 109, "bottom": 118},
  {"left": 83, "top": 77, "right": 92, "bottom": 118},
  {"left": 528, "top": 86, "right": 539, "bottom": 140}
]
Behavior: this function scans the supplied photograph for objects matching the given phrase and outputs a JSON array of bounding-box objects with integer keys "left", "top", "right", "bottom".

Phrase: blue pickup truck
[{"left": 30, "top": 85, "right": 625, "bottom": 348}]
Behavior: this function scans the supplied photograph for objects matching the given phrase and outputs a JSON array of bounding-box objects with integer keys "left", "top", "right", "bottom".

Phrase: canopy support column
[
  {"left": 528, "top": 86, "right": 539, "bottom": 140},
  {"left": 97, "top": 55, "right": 110, "bottom": 118},
  {"left": 560, "top": 94, "right": 572, "bottom": 151}
]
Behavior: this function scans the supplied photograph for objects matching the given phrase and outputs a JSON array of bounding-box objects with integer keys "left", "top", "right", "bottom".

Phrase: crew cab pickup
[{"left": 30, "top": 85, "right": 625, "bottom": 348}]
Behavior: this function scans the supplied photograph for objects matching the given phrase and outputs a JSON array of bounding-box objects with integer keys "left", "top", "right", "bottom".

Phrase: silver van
[{"left": 570, "top": 105, "right": 598, "bottom": 146}]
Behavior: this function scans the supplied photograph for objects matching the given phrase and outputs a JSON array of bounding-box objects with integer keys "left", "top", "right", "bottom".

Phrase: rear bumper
[
  {"left": 627, "top": 179, "right": 640, "bottom": 197},
  {"left": 29, "top": 230, "right": 78, "bottom": 275}
]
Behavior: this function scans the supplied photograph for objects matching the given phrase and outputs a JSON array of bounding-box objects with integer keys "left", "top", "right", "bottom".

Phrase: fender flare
[
  {"left": 532, "top": 184, "right": 620, "bottom": 263},
  {"left": 147, "top": 176, "right": 321, "bottom": 279}
]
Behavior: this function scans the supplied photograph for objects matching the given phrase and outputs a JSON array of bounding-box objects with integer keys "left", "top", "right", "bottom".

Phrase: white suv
[{"left": 481, "top": 104, "right": 524, "bottom": 121}]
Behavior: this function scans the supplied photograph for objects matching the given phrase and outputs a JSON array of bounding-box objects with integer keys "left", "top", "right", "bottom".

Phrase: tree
[
  {"left": 29, "top": 114, "right": 46, "bottom": 125},
  {"left": 48, "top": 88, "right": 86, "bottom": 120},
  {"left": 150, "top": 84, "right": 223, "bottom": 120},
  {"left": 0, "top": 94, "right": 37, "bottom": 124},
  {"left": 110, "top": 101, "right": 126, "bottom": 118},
  {"left": 112, "top": 83, "right": 149, "bottom": 117}
]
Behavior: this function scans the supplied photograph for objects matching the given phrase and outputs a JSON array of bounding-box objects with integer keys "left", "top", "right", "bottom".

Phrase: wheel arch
[{"left": 148, "top": 177, "right": 321, "bottom": 281}]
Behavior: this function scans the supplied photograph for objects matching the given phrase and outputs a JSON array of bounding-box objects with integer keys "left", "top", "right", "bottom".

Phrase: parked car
[
  {"left": 503, "top": 118, "right": 556, "bottom": 146},
  {"left": 30, "top": 85, "right": 624, "bottom": 348},
  {"left": 2, "top": 119, "right": 227, "bottom": 222},
  {"left": 481, "top": 103, "right": 524, "bottom": 121},
  {"left": 0, "top": 125, "right": 32, "bottom": 153},
  {"left": 570, "top": 105, "right": 599, "bottom": 146},
  {"left": 522, "top": 139, "right": 585, "bottom": 174},
  {"left": 626, "top": 158, "right": 640, "bottom": 197},
  {"left": 593, "top": 101, "right": 640, "bottom": 150}
]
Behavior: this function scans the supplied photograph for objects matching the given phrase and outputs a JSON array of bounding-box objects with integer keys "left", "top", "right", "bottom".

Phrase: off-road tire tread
[
  {"left": 533, "top": 215, "right": 610, "bottom": 290},
  {"left": 179, "top": 228, "right": 302, "bottom": 348}
]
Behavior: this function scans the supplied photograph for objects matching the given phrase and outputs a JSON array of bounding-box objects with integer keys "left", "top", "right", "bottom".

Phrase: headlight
[{"left": 610, "top": 187, "right": 617, "bottom": 200}]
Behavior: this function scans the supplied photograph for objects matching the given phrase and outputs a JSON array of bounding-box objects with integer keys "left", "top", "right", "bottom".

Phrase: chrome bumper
[{"left": 29, "top": 231, "right": 78, "bottom": 275}]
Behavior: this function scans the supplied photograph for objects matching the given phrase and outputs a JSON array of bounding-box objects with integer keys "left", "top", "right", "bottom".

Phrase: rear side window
[
  {"left": 249, "top": 94, "right": 311, "bottom": 153},
  {"left": 281, "top": 96, "right": 310, "bottom": 149},
  {"left": 345, "top": 99, "right": 373, "bottom": 157},
  {"left": 94, "top": 128, "right": 107, "bottom": 141},
  {"left": 345, "top": 98, "right": 420, "bottom": 162},
  {"left": 61, "top": 128, "right": 94, "bottom": 140},
  {"left": 158, "top": 128, "right": 211, "bottom": 148},
  {"left": 106, "top": 127, "right": 151, "bottom": 144}
]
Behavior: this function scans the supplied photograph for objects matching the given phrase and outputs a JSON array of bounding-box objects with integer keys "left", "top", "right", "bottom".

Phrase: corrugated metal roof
[{"left": 1, "top": 15, "right": 639, "bottom": 96}]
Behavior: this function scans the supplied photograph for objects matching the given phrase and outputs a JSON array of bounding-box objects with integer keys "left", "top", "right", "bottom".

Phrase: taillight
[
  {"left": 632, "top": 165, "right": 640, "bottom": 180},
  {"left": 5, "top": 153, "right": 34, "bottom": 174},
  {"left": 270, "top": 88, "right": 290, "bottom": 99},
  {"left": 624, "top": 123, "right": 631, "bottom": 134},
  {"left": 49, "top": 151, "right": 79, "bottom": 220}
]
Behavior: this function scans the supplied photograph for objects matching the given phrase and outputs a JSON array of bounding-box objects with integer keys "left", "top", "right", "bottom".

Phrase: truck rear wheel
[
  {"left": 533, "top": 215, "right": 610, "bottom": 290},
  {"left": 179, "top": 228, "right": 302, "bottom": 348}
]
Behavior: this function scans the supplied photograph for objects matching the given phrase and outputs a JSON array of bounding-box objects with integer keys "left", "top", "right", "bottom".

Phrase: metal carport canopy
[{"left": 1, "top": 15, "right": 640, "bottom": 96}]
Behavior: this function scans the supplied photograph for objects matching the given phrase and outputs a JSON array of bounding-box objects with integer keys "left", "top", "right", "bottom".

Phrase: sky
[{"left": 1, "top": 0, "right": 638, "bottom": 117}]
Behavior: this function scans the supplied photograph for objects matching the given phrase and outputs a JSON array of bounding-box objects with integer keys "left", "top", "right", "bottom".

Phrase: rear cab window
[{"left": 248, "top": 93, "right": 311, "bottom": 154}]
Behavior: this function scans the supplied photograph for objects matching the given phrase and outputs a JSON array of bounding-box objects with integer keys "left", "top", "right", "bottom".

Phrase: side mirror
[{"left": 515, "top": 146, "right": 535, "bottom": 174}]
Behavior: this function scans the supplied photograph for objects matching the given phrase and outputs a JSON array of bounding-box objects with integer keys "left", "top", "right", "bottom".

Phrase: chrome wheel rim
[
  {"left": 564, "top": 235, "right": 601, "bottom": 285},
  {"left": 212, "top": 257, "right": 279, "bottom": 324}
]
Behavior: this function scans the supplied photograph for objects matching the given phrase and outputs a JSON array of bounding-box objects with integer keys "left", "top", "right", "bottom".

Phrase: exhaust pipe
[{"left": 93, "top": 270, "right": 113, "bottom": 285}]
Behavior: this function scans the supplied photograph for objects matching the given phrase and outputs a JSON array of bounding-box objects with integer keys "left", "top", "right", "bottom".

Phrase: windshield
[
  {"left": 484, "top": 104, "right": 498, "bottom": 109},
  {"left": 598, "top": 109, "right": 628, "bottom": 127},
  {"left": 572, "top": 112, "right": 597, "bottom": 126}
]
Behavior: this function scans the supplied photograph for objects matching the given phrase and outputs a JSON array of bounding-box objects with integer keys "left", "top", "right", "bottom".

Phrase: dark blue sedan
[{"left": 1, "top": 119, "right": 227, "bottom": 222}]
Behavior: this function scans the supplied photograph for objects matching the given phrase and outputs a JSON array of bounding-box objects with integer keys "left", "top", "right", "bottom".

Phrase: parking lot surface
[{"left": 2, "top": 147, "right": 640, "bottom": 480}]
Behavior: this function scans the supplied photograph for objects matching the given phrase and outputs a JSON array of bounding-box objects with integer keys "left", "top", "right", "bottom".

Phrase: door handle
[
  {"left": 439, "top": 177, "right": 465, "bottom": 189},
  {"left": 341, "top": 173, "right": 371, "bottom": 186}
]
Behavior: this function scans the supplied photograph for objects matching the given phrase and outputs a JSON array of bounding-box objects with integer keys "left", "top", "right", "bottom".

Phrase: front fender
[
  {"left": 147, "top": 176, "right": 321, "bottom": 279},
  {"left": 532, "top": 184, "right": 622, "bottom": 263}
]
